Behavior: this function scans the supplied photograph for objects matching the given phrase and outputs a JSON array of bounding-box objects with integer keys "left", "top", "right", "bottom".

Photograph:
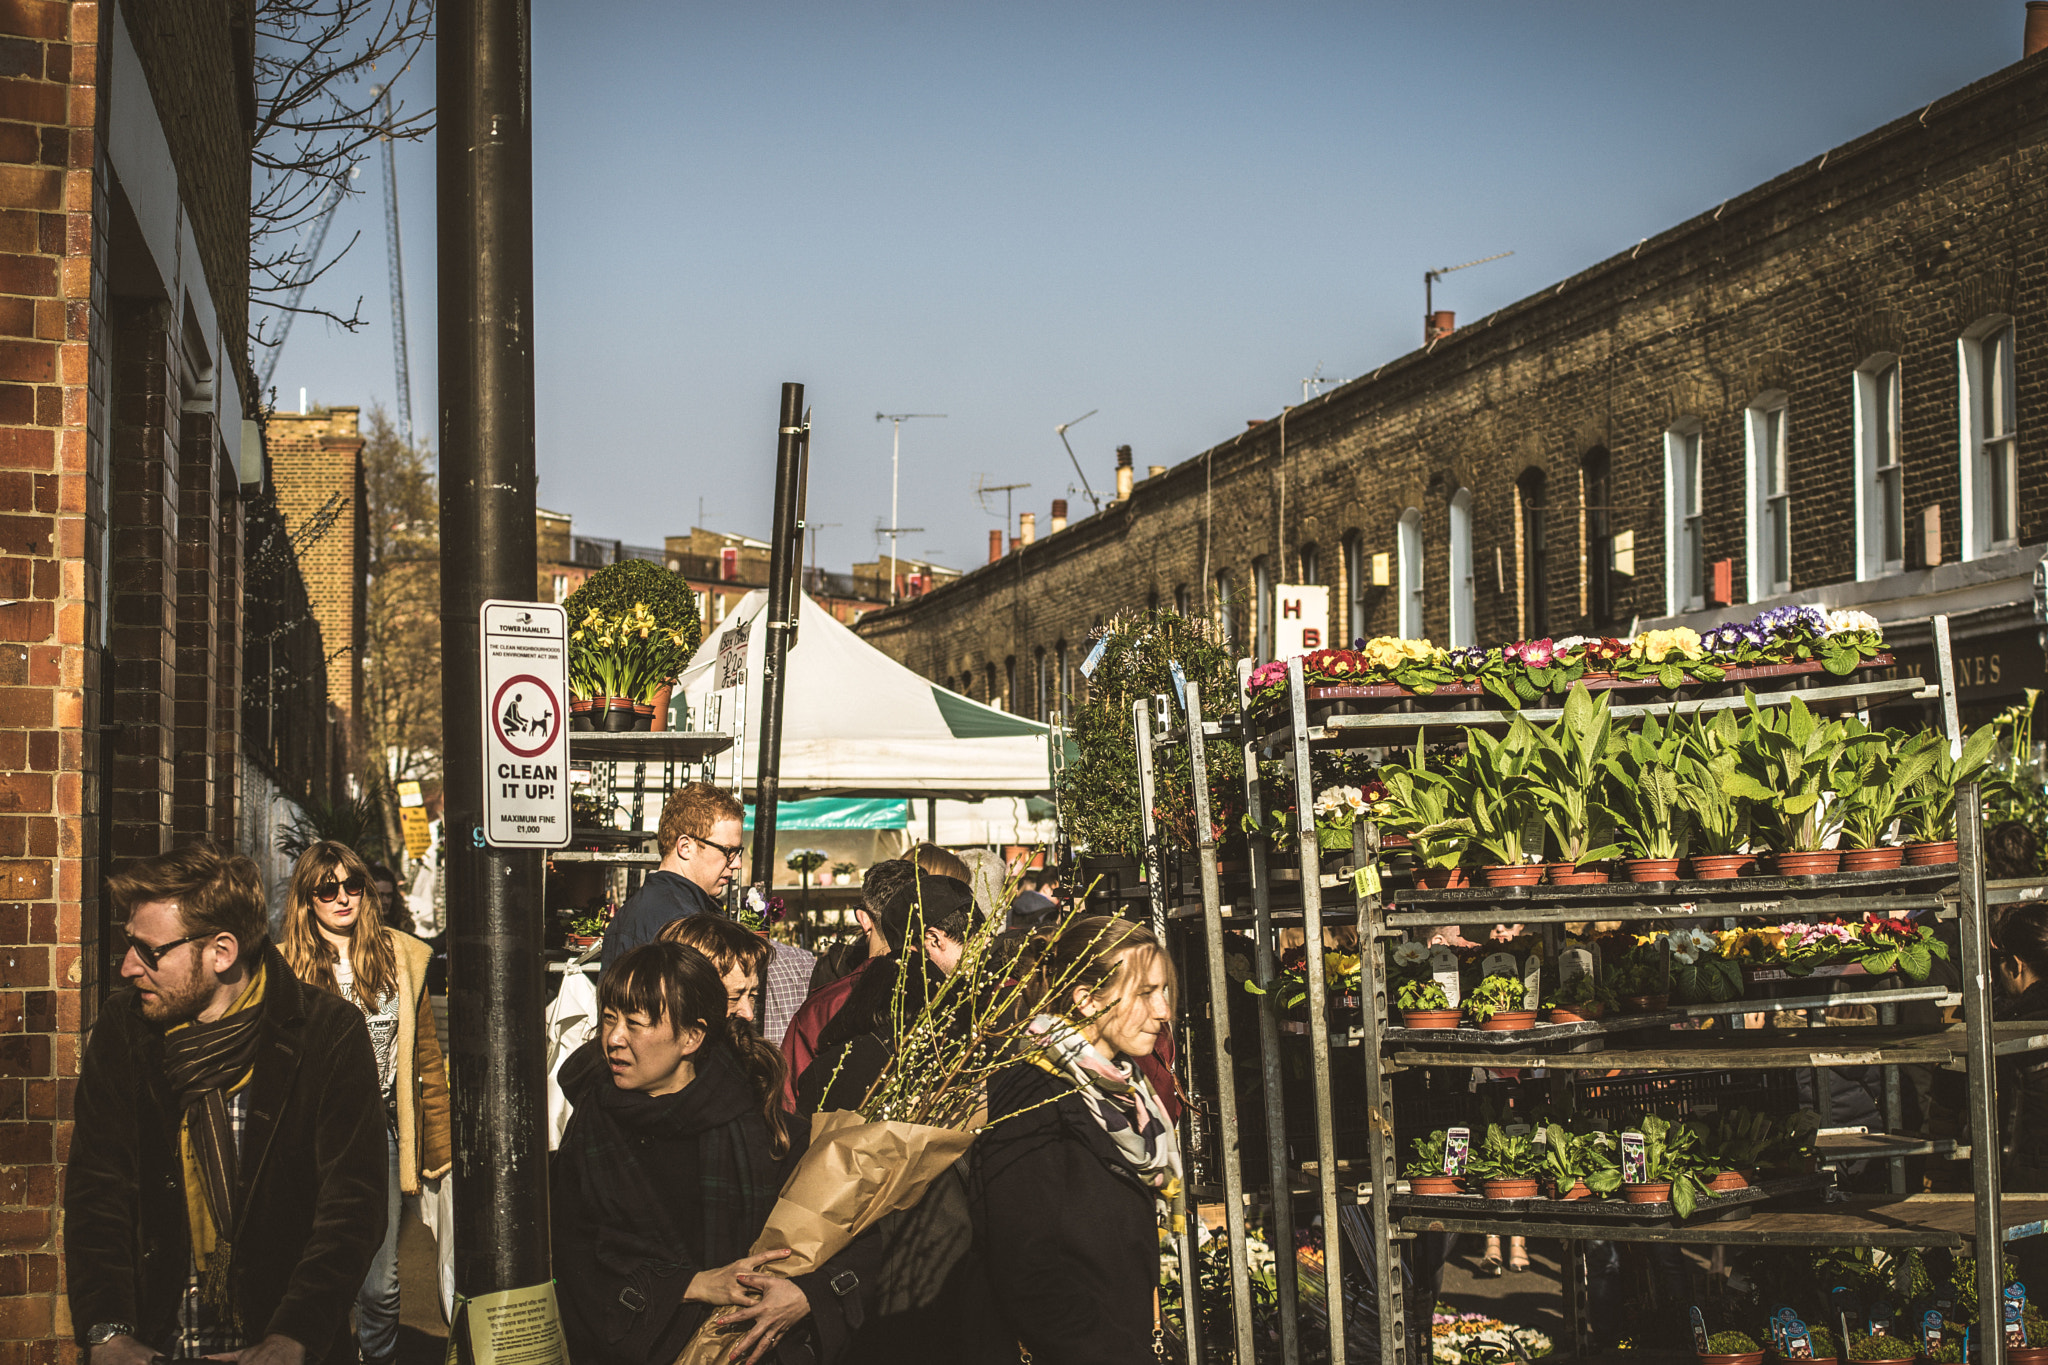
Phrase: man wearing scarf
[{"left": 66, "top": 843, "right": 388, "bottom": 1365}]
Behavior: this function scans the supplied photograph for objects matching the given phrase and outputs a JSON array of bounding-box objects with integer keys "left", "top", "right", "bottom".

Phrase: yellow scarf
[{"left": 167, "top": 962, "right": 266, "bottom": 1324}]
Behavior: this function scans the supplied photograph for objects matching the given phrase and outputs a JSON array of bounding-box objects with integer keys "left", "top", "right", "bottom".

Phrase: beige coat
[{"left": 390, "top": 929, "right": 453, "bottom": 1193}]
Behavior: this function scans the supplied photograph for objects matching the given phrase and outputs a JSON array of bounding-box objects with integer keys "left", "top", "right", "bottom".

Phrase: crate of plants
[{"left": 1725, "top": 916, "right": 1953, "bottom": 987}]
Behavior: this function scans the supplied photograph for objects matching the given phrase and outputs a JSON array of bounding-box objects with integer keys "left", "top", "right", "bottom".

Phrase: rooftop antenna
[
  {"left": 974, "top": 476, "right": 1032, "bottom": 543},
  {"left": 874, "top": 411, "right": 946, "bottom": 605},
  {"left": 1302, "top": 362, "right": 1346, "bottom": 402},
  {"left": 1054, "top": 409, "right": 1102, "bottom": 512},
  {"left": 1424, "top": 250, "right": 1513, "bottom": 343}
]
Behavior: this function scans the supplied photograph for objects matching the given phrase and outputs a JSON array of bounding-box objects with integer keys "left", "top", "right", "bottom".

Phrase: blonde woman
[{"left": 280, "top": 840, "right": 451, "bottom": 1365}]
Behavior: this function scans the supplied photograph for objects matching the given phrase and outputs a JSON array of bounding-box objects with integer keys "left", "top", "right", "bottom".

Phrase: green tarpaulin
[{"left": 743, "top": 798, "right": 910, "bottom": 831}]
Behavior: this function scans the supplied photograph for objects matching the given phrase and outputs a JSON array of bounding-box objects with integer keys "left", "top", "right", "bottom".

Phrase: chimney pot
[
  {"left": 2029, "top": 1, "right": 2048, "bottom": 57},
  {"left": 1426, "top": 310, "right": 1456, "bottom": 344},
  {"left": 1050, "top": 499, "right": 1068, "bottom": 533},
  {"left": 1115, "top": 445, "right": 1133, "bottom": 469},
  {"left": 1147, "top": 465, "right": 1166, "bottom": 479},
  {"left": 1020, "top": 512, "right": 1036, "bottom": 545},
  {"left": 988, "top": 529, "right": 1003, "bottom": 563},
  {"left": 1115, "top": 465, "right": 1134, "bottom": 502}
]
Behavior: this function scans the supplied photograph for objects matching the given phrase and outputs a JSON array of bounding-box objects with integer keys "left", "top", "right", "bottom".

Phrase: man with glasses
[
  {"left": 66, "top": 842, "right": 387, "bottom": 1365},
  {"left": 600, "top": 782, "right": 746, "bottom": 971}
]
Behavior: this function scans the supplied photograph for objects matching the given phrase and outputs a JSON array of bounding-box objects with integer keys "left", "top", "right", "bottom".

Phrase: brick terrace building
[
  {"left": 0, "top": 2, "right": 336, "bottom": 1353},
  {"left": 859, "top": 43, "right": 2048, "bottom": 727},
  {"left": 266, "top": 405, "right": 366, "bottom": 788}
]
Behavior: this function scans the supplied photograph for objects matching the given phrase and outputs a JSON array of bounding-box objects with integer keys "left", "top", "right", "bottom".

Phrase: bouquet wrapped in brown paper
[{"left": 675, "top": 873, "right": 1102, "bottom": 1365}]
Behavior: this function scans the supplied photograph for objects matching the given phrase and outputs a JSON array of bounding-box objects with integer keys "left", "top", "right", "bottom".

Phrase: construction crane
[
  {"left": 255, "top": 168, "right": 355, "bottom": 395},
  {"left": 377, "top": 85, "right": 415, "bottom": 448}
]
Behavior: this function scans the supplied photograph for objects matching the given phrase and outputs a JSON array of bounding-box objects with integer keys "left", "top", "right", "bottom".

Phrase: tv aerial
[
  {"left": 973, "top": 475, "right": 1032, "bottom": 536},
  {"left": 1054, "top": 409, "right": 1103, "bottom": 512}
]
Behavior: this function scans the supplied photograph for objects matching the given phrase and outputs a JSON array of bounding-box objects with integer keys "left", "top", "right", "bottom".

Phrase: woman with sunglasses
[{"left": 279, "top": 840, "right": 451, "bottom": 1365}]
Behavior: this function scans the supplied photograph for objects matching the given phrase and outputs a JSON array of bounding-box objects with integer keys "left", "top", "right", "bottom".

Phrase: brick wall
[
  {"left": 266, "top": 406, "right": 365, "bottom": 784},
  {"left": 858, "top": 53, "right": 2048, "bottom": 717}
]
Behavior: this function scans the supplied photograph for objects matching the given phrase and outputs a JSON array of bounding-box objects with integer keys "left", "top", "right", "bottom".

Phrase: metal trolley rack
[
  {"left": 1135, "top": 625, "right": 2048, "bottom": 1365},
  {"left": 548, "top": 730, "right": 735, "bottom": 900}
]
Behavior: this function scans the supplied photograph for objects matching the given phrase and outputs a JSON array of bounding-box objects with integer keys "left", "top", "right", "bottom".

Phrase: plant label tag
[
  {"left": 1504, "top": 1122, "right": 1531, "bottom": 1138},
  {"left": 1559, "top": 947, "right": 1594, "bottom": 986},
  {"left": 1481, "top": 951, "right": 1518, "bottom": 979},
  {"left": 1870, "top": 1302, "right": 1893, "bottom": 1337},
  {"left": 2006, "top": 1283, "right": 2027, "bottom": 1349},
  {"left": 1353, "top": 863, "right": 1382, "bottom": 900},
  {"left": 1079, "top": 634, "right": 1109, "bottom": 678},
  {"left": 1689, "top": 1307, "right": 1710, "bottom": 1354},
  {"left": 1770, "top": 1307, "right": 1791, "bottom": 1352},
  {"left": 1531, "top": 1125, "right": 1548, "bottom": 1146},
  {"left": 1430, "top": 946, "right": 1462, "bottom": 1007},
  {"left": 1444, "top": 1126, "right": 1471, "bottom": 1175},
  {"left": 1786, "top": 1323, "right": 1813, "bottom": 1360},
  {"left": 1620, "top": 1130, "right": 1647, "bottom": 1184},
  {"left": 1522, "top": 959, "right": 1543, "bottom": 1011},
  {"left": 1922, "top": 1310, "right": 1944, "bottom": 1354}
]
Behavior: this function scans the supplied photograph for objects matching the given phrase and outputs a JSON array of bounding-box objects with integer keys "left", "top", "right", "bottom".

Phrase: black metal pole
[
  {"left": 747, "top": 384, "right": 805, "bottom": 886},
  {"left": 439, "top": 0, "right": 549, "bottom": 1311}
]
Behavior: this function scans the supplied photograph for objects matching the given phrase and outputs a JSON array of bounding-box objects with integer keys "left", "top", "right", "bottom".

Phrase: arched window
[
  {"left": 1004, "top": 656, "right": 1017, "bottom": 712},
  {"left": 1216, "top": 570, "right": 1240, "bottom": 655},
  {"left": 1854, "top": 356, "right": 1905, "bottom": 579},
  {"left": 1583, "top": 449, "right": 1615, "bottom": 627},
  {"left": 1342, "top": 532, "right": 1366, "bottom": 646},
  {"left": 985, "top": 661, "right": 999, "bottom": 707},
  {"left": 1034, "top": 647, "right": 1047, "bottom": 719},
  {"left": 1253, "top": 556, "right": 1274, "bottom": 661},
  {"left": 1298, "top": 543, "right": 1319, "bottom": 585},
  {"left": 1173, "top": 584, "right": 1190, "bottom": 616},
  {"left": 1663, "top": 424, "right": 1703, "bottom": 614},
  {"left": 1147, "top": 588, "right": 1159, "bottom": 612},
  {"left": 1447, "top": 489, "right": 1475, "bottom": 648},
  {"left": 1745, "top": 393, "right": 1791, "bottom": 599},
  {"left": 1396, "top": 508, "right": 1424, "bottom": 639},
  {"left": 1516, "top": 469, "right": 1548, "bottom": 638},
  {"left": 1055, "top": 641, "right": 1069, "bottom": 717},
  {"left": 1961, "top": 318, "right": 2018, "bottom": 558}
]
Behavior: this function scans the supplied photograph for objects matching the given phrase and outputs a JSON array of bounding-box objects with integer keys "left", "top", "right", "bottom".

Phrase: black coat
[
  {"left": 2002, "top": 980, "right": 2048, "bottom": 1190},
  {"left": 65, "top": 945, "right": 388, "bottom": 1362},
  {"left": 963, "top": 1062, "right": 1164, "bottom": 1365}
]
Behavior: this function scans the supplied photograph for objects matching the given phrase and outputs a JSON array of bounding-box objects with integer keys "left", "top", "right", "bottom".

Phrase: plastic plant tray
[{"left": 1390, "top": 1173, "right": 1830, "bottom": 1226}]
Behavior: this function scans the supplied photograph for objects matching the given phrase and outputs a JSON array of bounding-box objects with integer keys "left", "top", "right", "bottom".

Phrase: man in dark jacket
[
  {"left": 66, "top": 843, "right": 387, "bottom": 1365},
  {"left": 602, "top": 782, "right": 745, "bottom": 970}
]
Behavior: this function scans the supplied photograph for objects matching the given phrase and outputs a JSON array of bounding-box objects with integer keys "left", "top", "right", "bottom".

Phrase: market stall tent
[{"left": 676, "top": 590, "right": 1057, "bottom": 801}]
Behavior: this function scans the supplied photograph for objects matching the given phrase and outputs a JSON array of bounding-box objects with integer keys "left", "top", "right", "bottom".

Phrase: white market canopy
[{"left": 678, "top": 590, "right": 1056, "bottom": 800}]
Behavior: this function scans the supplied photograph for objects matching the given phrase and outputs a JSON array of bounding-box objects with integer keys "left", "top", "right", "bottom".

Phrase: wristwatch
[{"left": 85, "top": 1323, "right": 136, "bottom": 1347}]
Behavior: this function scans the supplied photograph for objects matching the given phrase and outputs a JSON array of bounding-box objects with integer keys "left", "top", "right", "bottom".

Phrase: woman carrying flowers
[{"left": 964, "top": 917, "right": 1182, "bottom": 1364}]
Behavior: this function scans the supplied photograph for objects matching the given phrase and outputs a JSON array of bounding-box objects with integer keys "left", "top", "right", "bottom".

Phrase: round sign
[{"left": 491, "top": 674, "right": 563, "bottom": 759}]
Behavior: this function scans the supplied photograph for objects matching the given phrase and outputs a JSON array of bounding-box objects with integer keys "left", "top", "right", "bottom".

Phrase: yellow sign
[
  {"left": 398, "top": 779, "right": 425, "bottom": 808},
  {"left": 402, "top": 807, "right": 432, "bottom": 859},
  {"left": 461, "top": 1282, "right": 569, "bottom": 1365}
]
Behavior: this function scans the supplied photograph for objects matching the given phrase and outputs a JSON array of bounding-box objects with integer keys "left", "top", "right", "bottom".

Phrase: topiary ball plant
[
  {"left": 564, "top": 559, "right": 704, "bottom": 705},
  {"left": 1845, "top": 1334, "right": 1918, "bottom": 1361},
  {"left": 1706, "top": 1331, "right": 1761, "bottom": 1355}
]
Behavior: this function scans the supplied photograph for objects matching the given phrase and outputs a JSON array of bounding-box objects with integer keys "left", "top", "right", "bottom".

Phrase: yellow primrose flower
[{"left": 1630, "top": 627, "right": 1704, "bottom": 662}]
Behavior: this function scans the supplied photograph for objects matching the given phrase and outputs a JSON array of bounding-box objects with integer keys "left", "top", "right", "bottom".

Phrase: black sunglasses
[
  {"left": 314, "top": 875, "right": 368, "bottom": 903},
  {"left": 125, "top": 931, "right": 208, "bottom": 971}
]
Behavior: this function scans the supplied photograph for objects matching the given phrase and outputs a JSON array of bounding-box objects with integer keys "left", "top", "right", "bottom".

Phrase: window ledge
[{"left": 1641, "top": 541, "right": 2048, "bottom": 635}]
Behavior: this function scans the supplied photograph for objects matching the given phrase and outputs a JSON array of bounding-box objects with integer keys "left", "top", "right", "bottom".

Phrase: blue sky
[{"left": 274, "top": 1, "right": 2026, "bottom": 576}]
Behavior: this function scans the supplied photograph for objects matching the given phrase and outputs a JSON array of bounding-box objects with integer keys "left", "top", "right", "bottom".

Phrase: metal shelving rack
[{"left": 1152, "top": 620, "right": 2048, "bottom": 1365}]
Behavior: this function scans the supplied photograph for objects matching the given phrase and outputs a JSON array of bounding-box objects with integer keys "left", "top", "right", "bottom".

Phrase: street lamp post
[{"left": 875, "top": 411, "right": 945, "bottom": 604}]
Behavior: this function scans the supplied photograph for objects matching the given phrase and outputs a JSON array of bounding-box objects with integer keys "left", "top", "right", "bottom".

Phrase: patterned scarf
[
  {"left": 1023, "top": 1013, "right": 1182, "bottom": 1198},
  {"left": 161, "top": 962, "right": 267, "bottom": 1329}
]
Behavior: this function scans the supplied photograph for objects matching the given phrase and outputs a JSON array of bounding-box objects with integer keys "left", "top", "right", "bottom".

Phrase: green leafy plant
[
  {"left": 831, "top": 861, "right": 857, "bottom": 879},
  {"left": 567, "top": 908, "right": 609, "bottom": 938},
  {"left": 1466, "top": 1123, "right": 1543, "bottom": 1181},
  {"left": 564, "top": 560, "right": 704, "bottom": 703},
  {"left": 1723, "top": 694, "right": 1873, "bottom": 852},
  {"left": 1542, "top": 1123, "right": 1622, "bottom": 1196},
  {"left": 1463, "top": 719, "right": 1545, "bottom": 866},
  {"left": 1607, "top": 942, "right": 1668, "bottom": 997},
  {"left": 1837, "top": 727, "right": 1940, "bottom": 850},
  {"left": 1604, "top": 709, "right": 1690, "bottom": 858},
  {"left": 1396, "top": 977, "right": 1450, "bottom": 1011},
  {"left": 1676, "top": 708, "right": 1752, "bottom": 856},
  {"left": 1920, "top": 1339, "right": 1965, "bottom": 1364},
  {"left": 1463, "top": 972, "right": 1530, "bottom": 1023},
  {"left": 1375, "top": 733, "right": 1473, "bottom": 870},
  {"left": 1803, "top": 1326, "right": 1836, "bottom": 1359},
  {"left": 1701, "top": 1109, "right": 1774, "bottom": 1171},
  {"left": 1532, "top": 685, "right": 1625, "bottom": 867},
  {"left": 1853, "top": 913, "right": 1950, "bottom": 982},
  {"left": 1706, "top": 1331, "right": 1760, "bottom": 1354},
  {"left": 1903, "top": 724, "right": 1999, "bottom": 844},
  {"left": 1634, "top": 1112, "right": 1718, "bottom": 1217},
  {"left": 1402, "top": 1129, "right": 1454, "bottom": 1178},
  {"left": 1844, "top": 1334, "right": 1918, "bottom": 1361},
  {"left": 786, "top": 848, "right": 828, "bottom": 875},
  {"left": 1666, "top": 926, "right": 1744, "bottom": 1004},
  {"left": 1544, "top": 973, "right": 1617, "bottom": 1015}
]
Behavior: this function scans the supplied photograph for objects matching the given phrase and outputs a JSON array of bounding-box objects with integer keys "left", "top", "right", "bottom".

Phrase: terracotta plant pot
[
  {"left": 1622, "top": 1180, "right": 1672, "bottom": 1204},
  {"left": 648, "top": 684, "right": 672, "bottom": 732},
  {"left": 1905, "top": 839, "right": 1959, "bottom": 865},
  {"left": 1689, "top": 853, "right": 1748, "bottom": 880},
  {"left": 1839, "top": 845, "right": 1906, "bottom": 871},
  {"left": 1481, "top": 1177, "right": 1539, "bottom": 1199},
  {"left": 1697, "top": 1353, "right": 1766, "bottom": 1365},
  {"left": 569, "top": 698, "right": 597, "bottom": 731},
  {"left": 1771, "top": 1356, "right": 1838, "bottom": 1365},
  {"left": 1402, "top": 1009, "right": 1464, "bottom": 1030},
  {"left": 1707, "top": 1169, "right": 1751, "bottom": 1192},
  {"left": 1407, "top": 1175, "right": 1465, "bottom": 1196},
  {"left": 1619, "top": 993, "right": 1669, "bottom": 1014},
  {"left": 1415, "top": 866, "right": 1472, "bottom": 890},
  {"left": 1553, "top": 1178, "right": 1592, "bottom": 1201},
  {"left": 1547, "top": 1006, "right": 1603, "bottom": 1025},
  {"left": 1550, "top": 864, "right": 1612, "bottom": 885},
  {"left": 1625, "top": 857, "right": 1683, "bottom": 883},
  {"left": 1481, "top": 863, "right": 1544, "bottom": 887},
  {"left": 1477, "top": 1010, "right": 1538, "bottom": 1032},
  {"left": 564, "top": 934, "right": 600, "bottom": 950},
  {"left": 2005, "top": 1349, "right": 2048, "bottom": 1365},
  {"left": 1772, "top": 849, "right": 1842, "bottom": 876}
]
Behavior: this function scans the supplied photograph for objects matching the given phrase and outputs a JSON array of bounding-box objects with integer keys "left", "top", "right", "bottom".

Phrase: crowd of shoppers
[{"left": 65, "top": 781, "right": 1177, "bottom": 1365}]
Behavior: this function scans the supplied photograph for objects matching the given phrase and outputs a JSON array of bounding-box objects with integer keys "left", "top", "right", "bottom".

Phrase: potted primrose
[
  {"left": 1901, "top": 724, "right": 1997, "bottom": 865},
  {"left": 1463, "top": 973, "right": 1536, "bottom": 1031},
  {"left": 1542, "top": 1124, "right": 1622, "bottom": 1201},
  {"left": 1544, "top": 972, "right": 1616, "bottom": 1024},
  {"left": 1402, "top": 1129, "right": 1467, "bottom": 1196},
  {"left": 1604, "top": 710, "right": 1690, "bottom": 881},
  {"left": 1397, "top": 977, "right": 1461, "bottom": 1030},
  {"left": 1466, "top": 1123, "right": 1543, "bottom": 1199}
]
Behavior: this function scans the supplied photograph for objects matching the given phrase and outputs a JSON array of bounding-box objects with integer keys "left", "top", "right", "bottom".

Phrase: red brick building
[{"left": 266, "top": 405, "right": 367, "bottom": 786}]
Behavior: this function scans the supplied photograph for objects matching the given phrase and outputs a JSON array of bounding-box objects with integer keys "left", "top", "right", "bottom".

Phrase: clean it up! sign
[{"left": 480, "top": 600, "right": 571, "bottom": 848}]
